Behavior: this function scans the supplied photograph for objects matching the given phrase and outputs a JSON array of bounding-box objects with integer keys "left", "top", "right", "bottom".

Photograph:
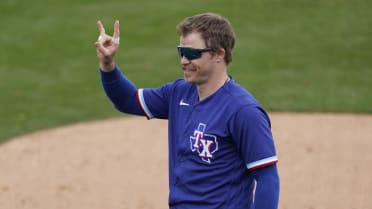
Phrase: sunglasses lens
[{"left": 177, "top": 47, "right": 201, "bottom": 60}]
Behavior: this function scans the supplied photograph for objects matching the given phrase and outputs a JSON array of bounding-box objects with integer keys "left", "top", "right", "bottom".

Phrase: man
[{"left": 95, "top": 13, "right": 279, "bottom": 209}]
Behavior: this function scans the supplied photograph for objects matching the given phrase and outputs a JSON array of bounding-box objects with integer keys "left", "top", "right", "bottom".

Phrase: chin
[
  {"left": 184, "top": 78, "right": 200, "bottom": 85},
  {"left": 183, "top": 71, "right": 200, "bottom": 84},
  {"left": 183, "top": 76, "right": 194, "bottom": 83}
]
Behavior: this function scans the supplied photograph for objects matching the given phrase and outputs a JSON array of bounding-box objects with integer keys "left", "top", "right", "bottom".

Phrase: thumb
[{"left": 95, "top": 41, "right": 109, "bottom": 56}]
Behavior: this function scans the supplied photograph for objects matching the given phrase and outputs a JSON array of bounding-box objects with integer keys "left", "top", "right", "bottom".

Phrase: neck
[{"left": 197, "top": 75, "right": 230, "bottom": 101}]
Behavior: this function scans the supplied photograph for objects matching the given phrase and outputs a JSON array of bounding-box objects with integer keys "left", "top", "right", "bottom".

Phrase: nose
[{"left": 180, "top": 56, "right": 191, "bottom": 65}]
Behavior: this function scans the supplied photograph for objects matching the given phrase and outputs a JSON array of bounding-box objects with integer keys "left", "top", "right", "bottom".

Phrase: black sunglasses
[{"left": 177, "top": 47, "right": 213, "bottom": 60}]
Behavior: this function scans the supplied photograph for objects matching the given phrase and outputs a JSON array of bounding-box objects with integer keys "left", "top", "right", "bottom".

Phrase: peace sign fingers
[
  {"left": 97, "top": 20, "right": 106, "bottom": 36},
  {"left": 112, "top": 20, "right": 120, "bottom": 45},
  {"left": 96, "top": 20, "right": 119, "bottom": 44},
  {"left": 95, "top": 20, "right": 120, "bottom": 72}
]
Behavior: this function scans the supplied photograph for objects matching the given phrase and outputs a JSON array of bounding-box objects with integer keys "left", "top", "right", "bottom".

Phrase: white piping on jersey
[
  {"left": 246, "top": 156, "right": 278, "bottom": 170},
  {"left": 137, "top": 89, "right": 154, "bottom": 119}
]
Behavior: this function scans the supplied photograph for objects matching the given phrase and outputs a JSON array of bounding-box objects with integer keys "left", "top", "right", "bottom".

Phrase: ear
[{"left": 214, "top": 48, "right": 226, "bottom": 63}]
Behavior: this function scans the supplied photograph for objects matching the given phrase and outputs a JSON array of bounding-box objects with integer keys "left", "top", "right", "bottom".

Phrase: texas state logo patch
[{"left": 190, "top": 123, "right": 219, "bottom": 164}]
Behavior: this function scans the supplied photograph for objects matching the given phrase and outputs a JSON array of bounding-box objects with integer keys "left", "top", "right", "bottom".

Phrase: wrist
[{"left": 100, "top": 60, "right": 116, "bottom": 72}]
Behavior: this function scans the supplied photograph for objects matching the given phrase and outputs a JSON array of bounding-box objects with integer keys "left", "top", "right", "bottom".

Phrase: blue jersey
[{"left": 135, "top": 78, "right": 278, "bottom": 209}]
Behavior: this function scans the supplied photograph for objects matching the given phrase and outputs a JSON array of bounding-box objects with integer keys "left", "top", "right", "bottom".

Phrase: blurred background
[{"left": 1, "top": 0, "right": 371, "bottom": 142}]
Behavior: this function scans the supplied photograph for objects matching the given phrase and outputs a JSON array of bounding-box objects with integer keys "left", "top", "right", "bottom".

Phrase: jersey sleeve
[
  {"left": 229, "top": 106, "right": 278, "bottom": 171},
  {"left": 137, "top": 82, "right": 175, "bottom": 119},
  {"left": 100, "top": 66, "right": 145, "bottom": 116}
]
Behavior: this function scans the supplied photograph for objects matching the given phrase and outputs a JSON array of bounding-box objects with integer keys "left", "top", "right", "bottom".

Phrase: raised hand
[{"left": 95, "top": 20, "right": 120, "bottom": 72}]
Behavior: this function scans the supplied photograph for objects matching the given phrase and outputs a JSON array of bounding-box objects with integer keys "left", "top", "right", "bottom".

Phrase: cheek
[
  {"left": 193, "top": 65, "right": 212, "bottom": 79},
  {"left": 196, "top": 60, "right": 214, "bottom": 73}
]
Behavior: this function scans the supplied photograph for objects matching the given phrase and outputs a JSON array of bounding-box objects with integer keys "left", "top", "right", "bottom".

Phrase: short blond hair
[{"left": 177, "top": 13, "right": 236, "bottom": 65}]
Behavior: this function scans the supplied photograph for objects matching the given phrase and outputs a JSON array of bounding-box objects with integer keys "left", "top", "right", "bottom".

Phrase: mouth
[{"left": 182, "top": 67, "right": 196, "bottom": 72}]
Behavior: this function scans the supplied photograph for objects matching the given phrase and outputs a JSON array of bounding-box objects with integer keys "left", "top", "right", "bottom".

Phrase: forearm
[
  {"left": 100, "top": 66, "right": 144, "bottom": 115},
  {"left": 252, "top": 165, "right": 280, "bottom": 209}
]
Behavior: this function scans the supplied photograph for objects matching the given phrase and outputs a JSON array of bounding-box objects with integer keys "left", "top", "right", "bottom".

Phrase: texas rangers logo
[{"left": 190, "top": 123, "right": 218, "bottom": 164}]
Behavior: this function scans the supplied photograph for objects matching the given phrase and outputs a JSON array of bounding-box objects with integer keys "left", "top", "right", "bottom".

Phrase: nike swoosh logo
[{"left": 179, "top": 99, "right": 189, "bottom": 106}]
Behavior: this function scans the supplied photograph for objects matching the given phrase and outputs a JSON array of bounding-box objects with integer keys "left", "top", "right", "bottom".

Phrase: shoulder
[
  {"left": 152, "top": 78, "right": 192, "bottom": 94},
  {"left": 151, "top": 78, "right": 194, "bottom": 100},
  {"left": 221, "top": 80, "right": 271, "bottom": 124},
  {"left": 222, "top": 80, "right": 261, "bottom": 108},
  {"left": 163, "top": 78, "right": 192, "bottom": 90}
]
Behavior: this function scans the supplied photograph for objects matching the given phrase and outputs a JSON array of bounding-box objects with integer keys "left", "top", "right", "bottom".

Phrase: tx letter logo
[{"left": 190, "top": 123, "right": 218, "bottom": 164}]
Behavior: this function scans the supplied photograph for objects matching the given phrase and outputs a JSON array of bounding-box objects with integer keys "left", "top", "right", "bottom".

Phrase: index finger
[
  {"left": 97, "top": 20, "right": 106, "bottom": 35},
  {"left": 113, "top": 20, "right": 120, "bottom": 39}
]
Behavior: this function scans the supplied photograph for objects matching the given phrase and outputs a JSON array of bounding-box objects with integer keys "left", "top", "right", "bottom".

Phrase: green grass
[{"left": 1, "top": 0, "right": 371, "bottom": 142}]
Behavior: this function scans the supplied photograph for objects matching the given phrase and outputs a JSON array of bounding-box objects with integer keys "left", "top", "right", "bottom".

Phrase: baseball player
[{"left": 95, "top": 13, "right": 279, "bottom": 209}]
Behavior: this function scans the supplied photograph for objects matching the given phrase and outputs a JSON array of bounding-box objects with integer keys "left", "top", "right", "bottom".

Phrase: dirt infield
[{"left": 0, "top": 113, "right": 371, "bottom": 209}]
